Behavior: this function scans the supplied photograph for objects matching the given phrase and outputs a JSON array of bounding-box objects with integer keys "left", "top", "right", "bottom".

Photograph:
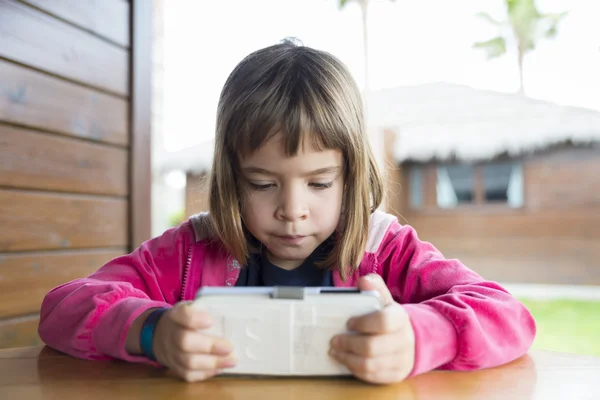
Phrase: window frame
[{"left": 406, "top": 160, "right": 525, "bottom": 214}]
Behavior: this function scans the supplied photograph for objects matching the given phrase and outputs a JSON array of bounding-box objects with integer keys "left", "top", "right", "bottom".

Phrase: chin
[
  {"left": 268, "top": 248, "right": 313, "bottom": 263},
  {"left": 270, "top": 249, "right": 311, "bottom": 260}
]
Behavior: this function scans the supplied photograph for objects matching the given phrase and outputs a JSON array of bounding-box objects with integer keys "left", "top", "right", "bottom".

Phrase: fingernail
[{"left": 364, "top": 274, "right": 378, "bottom": 282}]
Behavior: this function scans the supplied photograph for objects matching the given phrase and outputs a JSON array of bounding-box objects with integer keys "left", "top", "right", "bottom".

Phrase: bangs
[{"left": 220, "top": 47, "right": 360, "bottom": 160}]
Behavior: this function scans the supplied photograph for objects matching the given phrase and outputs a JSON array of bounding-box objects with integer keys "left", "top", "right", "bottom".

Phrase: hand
[
  {"left": 329, "top": 274, "right": 416, "bottom": 384},
  {"left": 153, "top": 302, "right": 238, "bottom": 382}
]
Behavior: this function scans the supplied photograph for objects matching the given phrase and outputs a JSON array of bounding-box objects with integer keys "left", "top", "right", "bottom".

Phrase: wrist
[
  {"left": 139, "top": 307, "right": 170, "bottom": 362},
  {"left": 125, "top": 307, "right": 168, "bottom": 357}
]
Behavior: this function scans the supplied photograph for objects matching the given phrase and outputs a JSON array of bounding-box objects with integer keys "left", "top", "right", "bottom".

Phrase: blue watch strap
[{"left": 140, "top": 308, "right": 169, "bottom": 362}]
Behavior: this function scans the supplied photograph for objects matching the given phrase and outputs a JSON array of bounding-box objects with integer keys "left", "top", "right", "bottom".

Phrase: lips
[{"left": 275, "top": 235, "right": 306, "bottom": 245}]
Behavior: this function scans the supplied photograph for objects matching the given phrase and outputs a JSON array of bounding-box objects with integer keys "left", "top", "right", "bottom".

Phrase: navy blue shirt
[{"left": 235, "top": 239, "right": 334, "bottom": 287}]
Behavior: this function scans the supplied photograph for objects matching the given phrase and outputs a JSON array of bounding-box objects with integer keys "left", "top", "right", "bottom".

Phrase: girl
[{"left": 38, "top": 40, "right": 536, "bottom": 384}]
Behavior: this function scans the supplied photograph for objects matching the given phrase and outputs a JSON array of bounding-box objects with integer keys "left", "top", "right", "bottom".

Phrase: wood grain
[
  {"left": 0, "top": 315, "right": 41, "bottom": 349},
  {"left": 423, "top": 236, "right": 600, "bottom": 285},
  {"left": 0, "top": 249, "right": 125, "bottom": 318},
  {"left": 1, "top": 347, "right": 600, "bottom": 400},
  {"left": 404, "top": 207, "right": 600, "bottom": 239},
  {"left": 0, "top": 124, "right": 128, "bottom": 195},
  {"left": 20, "top": 0, "right": 130, "bottom": 47},
  {"left": 0, "top": 125, "right": 128, "bottom": 196},
  {"left": 0, "top": 0, "right": 128, "bottom": 95},
  {"left": 526, "top": 148, "right": 600, "bottom": 210},
  {"left": 0, "top": 60, "right": 128, "bottom": 146},
  {"left": 0, "top": 189, "right": 128, "bottom": 252}
]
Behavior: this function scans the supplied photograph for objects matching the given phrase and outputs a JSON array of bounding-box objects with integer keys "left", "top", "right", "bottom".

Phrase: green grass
[{"left": 518, "top": 298, "right": 600, "bottom": 357}]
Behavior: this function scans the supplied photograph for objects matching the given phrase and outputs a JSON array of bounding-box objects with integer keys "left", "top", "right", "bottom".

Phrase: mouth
[{"left": 274, "top": 235, "right": 306, "bottom": 245}]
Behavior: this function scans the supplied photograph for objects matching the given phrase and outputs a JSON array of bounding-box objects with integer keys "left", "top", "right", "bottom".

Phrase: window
[
  {"left": 409, "top": 167, "right": 424, "bottom": 208},
  {"left": 408, "top": 161, "right": 524, "bottom": 210},
  {"left": 483, "top": 162, "right": 523, "bottom": 208},
  {"left": 437, "top": 165, "right": 474, "bottom": 208}
]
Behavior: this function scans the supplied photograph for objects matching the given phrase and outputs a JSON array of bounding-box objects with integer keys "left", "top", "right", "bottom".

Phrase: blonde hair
[{"left": 208, "top": 39, "right": 383, "bottom": 280}]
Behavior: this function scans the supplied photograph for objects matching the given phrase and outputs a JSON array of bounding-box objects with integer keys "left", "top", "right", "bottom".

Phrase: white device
[{"left": 192, "top": 287, "right": 381, "bottom": 376}]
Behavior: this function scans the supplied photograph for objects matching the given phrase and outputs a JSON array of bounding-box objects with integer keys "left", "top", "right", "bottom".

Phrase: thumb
[
  {"left": 358, "top": 273, "right": 395, "bottom": 307},
  {"left": 170, "top": 301, "right": 213, "bottom": 330}
]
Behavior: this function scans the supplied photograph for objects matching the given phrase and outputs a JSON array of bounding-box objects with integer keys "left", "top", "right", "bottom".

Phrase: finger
[
  {"left": 175, "top": 329, "right": 234, "bottom": 355},
  {"left": 166, "top": 367, "right": 221, "bottom": 383},
  {"left": 329, "top": 350, "right": 402, "bottom": 378},
  {"left": 331, "top": 333, "right": 406, "bottom": 357},
  {"left": 353, "top": 367, "right": 408, "bottom": 385},
  {"left": 348, "top": 304, "right": 410, "bottom": 334},
  {"left": 175, "top": 352, "right": 238, "bottom": 372},
  {"left": 358, "top": 274, "right": 395, "bottom": 306},
  {"left": 169, "top": 302, "right": 213, "bottom": 330}
]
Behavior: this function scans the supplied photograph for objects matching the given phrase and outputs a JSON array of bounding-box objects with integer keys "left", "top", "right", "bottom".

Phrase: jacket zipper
[{"left": 180, "top": 246, "right": 193, "bottom": 301}]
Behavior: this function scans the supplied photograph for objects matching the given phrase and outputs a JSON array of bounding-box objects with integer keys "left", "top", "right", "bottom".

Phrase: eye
[
  {"left": 249, "top": 182, "right": 275, "bottom": 191},
  {"left": 310, "top": 182, "right": 333, "bottom": 190}
]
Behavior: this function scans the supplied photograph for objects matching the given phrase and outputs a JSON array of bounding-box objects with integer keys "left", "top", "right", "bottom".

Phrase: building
[{"left": 162, "top": 83, "right": 600, "bottom": 287}]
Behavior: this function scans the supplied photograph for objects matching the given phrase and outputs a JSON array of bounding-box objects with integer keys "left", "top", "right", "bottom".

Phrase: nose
[{"left": 275, "top": 184, "right": 308, "bottom": 222}]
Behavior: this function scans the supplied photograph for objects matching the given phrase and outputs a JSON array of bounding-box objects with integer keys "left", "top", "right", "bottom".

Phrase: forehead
[{"left": 239, "top": 133, "right": 343, "bottom": 172}]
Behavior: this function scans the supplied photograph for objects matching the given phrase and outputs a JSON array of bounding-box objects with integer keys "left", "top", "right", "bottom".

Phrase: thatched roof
[
  {"left": 159, "top": 140, "right": 215, "bottom": 175},
  {"left": 367, "top": 82, "right": 600, "bottom": 163},
  {"left": 159, "top": 82, "right": 600, "bottom": 173}
]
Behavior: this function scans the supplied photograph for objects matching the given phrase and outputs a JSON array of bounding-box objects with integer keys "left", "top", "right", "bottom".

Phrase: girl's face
[{"left": 239, "top": 133, "right": 344, "bottom": 270}]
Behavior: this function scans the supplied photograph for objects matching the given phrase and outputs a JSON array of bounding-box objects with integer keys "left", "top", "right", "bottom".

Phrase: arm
[
  {"left": 38, "top": 222, "right": 197, "bottom": 362},
  {"left": 377, "top": 222, "right": 536, "bottom": 376}
]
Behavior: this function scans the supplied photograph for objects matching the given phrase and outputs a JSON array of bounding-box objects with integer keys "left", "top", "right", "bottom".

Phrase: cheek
[
  {"left": 311, "top": 187, "right": 344, "bottom": 222},
  {"left": 241, "top": 192, "right": 272, "bottom": 221}
]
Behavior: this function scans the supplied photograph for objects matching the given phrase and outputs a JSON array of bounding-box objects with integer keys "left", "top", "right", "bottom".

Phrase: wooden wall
[
  {"left": 0, "top": 0, "right": 152, "bottom": 348},
  {"left": 395, "top": 146, "right": 600, "bottom": 286}
]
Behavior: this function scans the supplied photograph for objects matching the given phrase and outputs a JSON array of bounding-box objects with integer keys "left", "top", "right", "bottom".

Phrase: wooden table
[{"left": 1, "top": 346, "right": 599, "bottom": 399}]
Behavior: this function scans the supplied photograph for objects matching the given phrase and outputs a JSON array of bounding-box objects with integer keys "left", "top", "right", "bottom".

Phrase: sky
[{"left": 160, "top": 0, "right": 600, "bottom": 152}]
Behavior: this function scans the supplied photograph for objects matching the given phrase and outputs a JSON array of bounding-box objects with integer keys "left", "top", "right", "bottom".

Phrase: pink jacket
[{"left": 38, "top": 211, "right": 536, "bottom": 376}]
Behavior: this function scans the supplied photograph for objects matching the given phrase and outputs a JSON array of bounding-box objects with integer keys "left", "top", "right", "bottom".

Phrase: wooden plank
[
  {"left": 0, "top": 345, "right": 44, "bottom": 359},
  {"left": 0, "top": 60, "right": 128, "bottom": 146},
  {"left": 0, "top": 315, "right": 41, "bottom": 349},
  {"left": 21, "top": 0, "right": 130, "bottom": 47},
  {"left": 0, "top": 125, "right": 128, "bottom": 196},
  {"left": 0, "top": 0, "right": 128, "bottom": 96},
  {"left": 423, "top": 165, "right": 438, "bottom": 208},
  {"left": 130, "top": 0, "right": 153, "bottom": 248},
  {"left": 525, "top": 148, "right": 600, "bottom": 210},
  {"left": 404, "top": 208, "right": 600, "bottom": 239},
  {"left": 0, "top": 189, "right": 128, "bottom": 252},
  {"left": 0, "top": 249, "right": 125, "bottom": 319},
  {"left": 425, "top": 236, "right": 600, "bottom": 285}
]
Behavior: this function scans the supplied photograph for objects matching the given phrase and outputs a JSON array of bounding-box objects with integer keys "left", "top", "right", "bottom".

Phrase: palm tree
[
  {"left": 338, "top": 0, "right": 398, "bottom": 211},
  {"left": 473, "top": 0, "right": 567, "bottom": 95},
  {"left": 338, "top": 0, "right": 396, "bottom": 92},
  {"left": 338, "top": 0, "right": 396, "bottom": 210}
]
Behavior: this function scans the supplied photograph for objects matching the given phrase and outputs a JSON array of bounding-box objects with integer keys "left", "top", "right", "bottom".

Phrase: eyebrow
[{"left": 241, "top": 166, "right": 341, "bottom": 177}]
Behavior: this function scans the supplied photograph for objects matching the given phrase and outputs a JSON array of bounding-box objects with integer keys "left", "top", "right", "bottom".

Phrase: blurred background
[{"left": 0, "top": 0, "right": 598, "bottom": 357}]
